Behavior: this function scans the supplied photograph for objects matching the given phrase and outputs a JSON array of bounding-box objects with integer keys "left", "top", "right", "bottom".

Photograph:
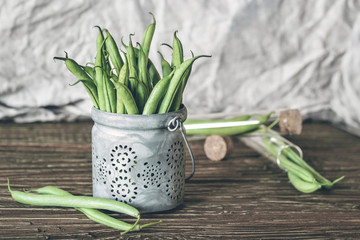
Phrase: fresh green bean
[
  {"left": 118, "top": 52, "right": 129, "bottom": 87},
  {"left": 93, "top": 27, "right": 116, "bottom": 113},
  {"left": 134, "top": 80, "right": 149, "bottom": 113},
  {"left": 185, "top": 112, "right": 273, "bottom": 136},
  {"left": 143, "top": 69, "right": 175, "bottom": 115},
  {"left": 123, "top": 34, "right": 138, "bottom": 79},
  {"left": 171, "top": 31, "right": 183, "bottom": 68},
  {"left": 104, "top": 73, "right": 117, "bottom": 113},
  {"left": 94, "top": 26, "right": 107, "bottom": 111},
  {"left": 116, "top": 57, "right": 130, "bottom": 114},
  {"left": 53, "top": 56, "right": 92, "bottom": 82},
  {"left": 169, "top": 66, "right": 191, "bottom": 112},
  {"left": 111, "top": 81, "right": 139, "bottom": 114},
  {"left": 148, "top": 59, "right": 161, "bottom": 87},
  {"left": 128, "top": 74, "right": 138, "bottom": 96},
  {"left": 137, "top": 43, "right": 151, "bottom": 91},
  {"left": 184, "top": 115, "right": 252, "bottom": 125},
  {"left": 7, "top": 180, "right": 140, "bottom": 218},
  {"left": 53, "top": 56, "right": 99, "bottom": 108},
  {"left": 269, "top": 136, "right": 345, "bottom": 189},
  {"left": 141, "top": 12, "right": 156, "bottom": 59},
  {"left": 158, "top": 51, "right": 172, "bottom": 78},
  {"left": 103, "top": 29, "right": 124, "bottom": 75},
  {"left": 158, "top": 55, "right": 210, "bottom": 114},
  {"left": 262, "top": 136, "right": 316, "bottom": 183},
  {"left": 69, "top": 79, "right": 99, "bottom": 109},
  {"left": 82, "top": 65, "right": 95, "bottom": 79},
  {"left": 288, "top": 171, "right": 321, "bottom": 193},
  {"left": 31, "top": 186, "right": 140, "bottom": 233}
]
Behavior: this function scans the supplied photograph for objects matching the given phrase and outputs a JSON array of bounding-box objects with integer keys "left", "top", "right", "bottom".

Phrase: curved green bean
[
  {"left": 69, "top": 79, "right": 99, "bottom": 109},
  {"left": 137, "top": 43, "right": 151, "bottom": 91},
  {"left": 134, "top": 80, "right": 149, "bottom": 113},
  {"left": 148, "top": 59, "right": 161, "bottom": 87},
  {"left": 111, "top": 81, "right": 139, "bottom": 114},
  {"left": 142, "top": 69, "right": 175, "bottom": 115},
  {"left": 94, "top": 26, "right": 107, "bottom": 111},
  {"left": 158, "top": 51, "right": 172, "bottom": 78},
  {"left": 103, "top": 28, "right": 124, "bottom": 75},
  {"left": 171, "top": 31, "right": 183, "bottom": 68},
  {"left": 53, "top": 57, "right": 92, "bottom": 82},
  {"left": 8, "top": 181, "right": 139, "bottom": 218},
  {"left": 31, "top": 186, "right": 140, "bottom": 233},
  {"left": 158, "top": 55, "right": 210, "bottom": 114},
  {"left": 141, "top": 12, "right": 156, "bottom": 59},
  {"left": 81, "top": 65, "right": 95, "bottom": 79},
  {"left": 288, "top": 171, "right": 321, "bottom": 193},
  {"left": 124, "top": 34, "right": 138, "bottom": 79}
]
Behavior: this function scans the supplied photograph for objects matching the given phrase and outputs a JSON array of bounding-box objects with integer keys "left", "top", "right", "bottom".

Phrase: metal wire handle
[{"left": 168, "top": 116, "right": 196, "bottom": 182}]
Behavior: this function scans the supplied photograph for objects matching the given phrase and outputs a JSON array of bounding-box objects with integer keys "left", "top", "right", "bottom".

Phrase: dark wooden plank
[{"left": 0, "top": 121, "right": 359, "bottom": 239}]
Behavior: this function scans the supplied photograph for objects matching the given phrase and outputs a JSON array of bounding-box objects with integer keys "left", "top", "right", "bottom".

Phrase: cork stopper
[
  {"left": 279, "top": 109, "right": 302, "bottom": 135},
  {"left": 204, "top": 135, "right": 233, "bottom": 161}
]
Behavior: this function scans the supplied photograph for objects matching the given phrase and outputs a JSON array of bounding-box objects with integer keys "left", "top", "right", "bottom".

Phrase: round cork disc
[
  {"left": 279, "top": 109, "right": 303, "bottom": 135},
  {"left": 204, "top": 135, "right": 233, "bottom": 161}
]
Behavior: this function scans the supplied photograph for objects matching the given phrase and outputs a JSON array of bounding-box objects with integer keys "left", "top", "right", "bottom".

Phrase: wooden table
[{"left": 0, "top": 121, "right": 359, "bottom": 239}]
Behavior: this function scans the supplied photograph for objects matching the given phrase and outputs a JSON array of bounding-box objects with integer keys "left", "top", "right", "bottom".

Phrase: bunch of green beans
[
  {"left": 55, "top": 13, "right": 210, "bottom": 115},
  {"left": 7, "top": 180, "right": 161, "bottom": 235},
  {"left": 183, "top": 113, "right": 344, "bottom": 193},
  {"left": 262, "top": 135, "right": 344, "bottom": 193}
]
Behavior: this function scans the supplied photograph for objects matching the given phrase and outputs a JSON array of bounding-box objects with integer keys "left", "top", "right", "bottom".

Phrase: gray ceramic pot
[{"left": 91, "top": 106, "right": 188, "bottom": 213}]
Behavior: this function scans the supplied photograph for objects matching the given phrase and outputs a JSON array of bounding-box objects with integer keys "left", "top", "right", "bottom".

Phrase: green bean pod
[
  {"left": 134, "top": 80, "right": 149, "bottom": 114},
  {"left": 288, "top": 171, "right": 321, "bottom": 193},
  {"left": 262, "top": 136, "right": 316, "bottom": 183},
  {"left": 103, "top": 29, "right": 124, "bottom": 75},
  {"left": 111, "top": 81, "right": 139, "bottom": 114},
  {"left": 158, "top": 55, "right": 210, "bottom": 114},
  {"left": 184, "top": 115, "right": 252, "bottom": 125},
  {"left": 118, "top": 53, "right": 129, "bottom": 86},
  {"left": 8, "top": 181, "right": 139, "bottom": 218},
  {"left": 142, "top": 69, "right": 175, "bottom": 115},
  {"left": 158, "top": 51, "right": 172, "bottom": 78},
  {"left": 148, "top": 59, "right": 161, "bottom": 87},
  {"left": 141, "top": 12, "right": 156, "bottom": 59},
  {"left": 54, "top": 57, "right": 92, "bottom": 82},
  {"left": 169, "top": 66, "right": 191, "bottom": 112},
  {"left": 137, "top": 43, "right": 151, "bottom": 91},
  {"left": 94, "top": 27, "right": 107, "bottom": 111},
  {"left": 116, "top": 57, "right": 130, "bottom": 114},
  {"left": 104, "top": 73, "right": 116, "bottom": 113},
  {"left": 171, "top": 31, "right": 183, "bottom": 68},
  {"left": 31, "top": 186, "right": 140, "bottom": 233},
  {"left": 185, "top": 112, "right": 272, "bottom": 136},
  {"left": 70, "top": 79, "right": 99, "bottom": 109},
  {"left": 124, "top": 34, "right": 138, "bottom": 79},
  {"left": 82, "top": 65, "right": 95, "bottom": 79},
  {"left": 271, "top": 137, "right": 344, "bottom": 189},
  {"left": 54, "top": 56, "right": 99, "bottom": 108}
]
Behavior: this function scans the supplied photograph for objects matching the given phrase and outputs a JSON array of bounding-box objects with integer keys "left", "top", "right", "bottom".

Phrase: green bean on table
[
  {"left": 8, "top": 181, "right": 162, "bottom": 235},
  {"left": 184, "top": 112, "right": 273, "bottom": 136}
]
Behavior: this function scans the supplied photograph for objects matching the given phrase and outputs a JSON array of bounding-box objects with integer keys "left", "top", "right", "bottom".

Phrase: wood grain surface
[{"left": 0, "top": 121, "right": 359, "bottom": 239}]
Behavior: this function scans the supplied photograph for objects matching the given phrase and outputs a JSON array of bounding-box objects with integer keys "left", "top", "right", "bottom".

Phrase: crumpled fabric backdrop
[{"left": 1, "top": 0, "right": 359, "bottom": 135}]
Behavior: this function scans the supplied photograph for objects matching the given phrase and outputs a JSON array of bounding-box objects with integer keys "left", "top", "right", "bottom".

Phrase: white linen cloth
[{"left": 1, "top": 0, "right": 359, "bottom": 135}]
